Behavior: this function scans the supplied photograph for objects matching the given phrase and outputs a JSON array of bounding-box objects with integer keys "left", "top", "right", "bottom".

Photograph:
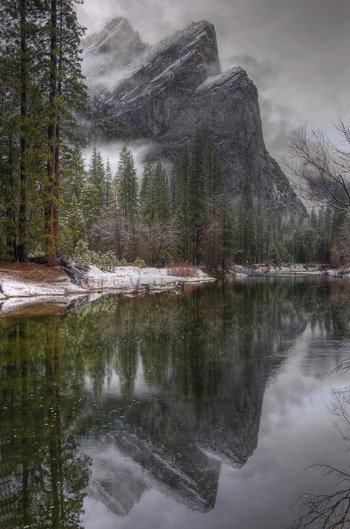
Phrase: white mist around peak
[{"left": 82, "top": 140, "right": 157, "bottom": 179}]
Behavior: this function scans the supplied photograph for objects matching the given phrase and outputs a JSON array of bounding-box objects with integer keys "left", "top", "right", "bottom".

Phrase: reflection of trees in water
[
  {"left": 292, "top": 282, "right": 350, "bottom": 529},
  {"left": 0, "top": 317, "right": 91, "bottom": 529},
  {"left": 294, "top": 380, "right": 350, "bottom": 528},
  {"left": 1, "top": 279, "right": 350, "bottom": 525}
]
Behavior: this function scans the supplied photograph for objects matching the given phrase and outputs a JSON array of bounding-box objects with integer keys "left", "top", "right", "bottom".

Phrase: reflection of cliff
[
  {"left": 1, "top": 279, "right": 349, "bottom": 526},
  {"left": 71, "top": 279, "right": 317, "bottom": 513},
  {"left": 85, "top": 446, "right": 148, "bottom": 516}
]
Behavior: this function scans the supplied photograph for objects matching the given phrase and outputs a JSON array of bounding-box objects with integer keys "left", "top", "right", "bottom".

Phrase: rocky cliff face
[
  {"left": 82, "top": 17, "right": 147, "bottom": 91},
  {"left": 84, "top": 19, "right": 306, "bottom": 216}
]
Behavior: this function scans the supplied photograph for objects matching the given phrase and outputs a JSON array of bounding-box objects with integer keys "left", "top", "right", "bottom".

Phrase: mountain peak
[
  {"left": 82, "top": 17, "right": 147, "bottom": 90},
  {"left": 105, "top": 17, "right": 131, "bottom": 29},
  {"left": 83, "top": 19, "right": 306, "bottom": 217}
]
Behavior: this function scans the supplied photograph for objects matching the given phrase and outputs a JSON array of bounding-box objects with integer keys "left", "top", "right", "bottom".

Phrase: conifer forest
[{"left": 1, "top": 1, "right": 349, "bottom": 270}]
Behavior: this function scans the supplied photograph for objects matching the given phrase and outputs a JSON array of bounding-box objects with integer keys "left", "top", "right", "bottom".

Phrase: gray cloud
[{"left": 78, "top": 0, "right": 350, "bottom": 160}]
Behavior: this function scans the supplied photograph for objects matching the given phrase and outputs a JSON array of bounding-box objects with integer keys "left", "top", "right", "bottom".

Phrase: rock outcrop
[
  {"left": 83, "top": 17, "right": 147, "bottom": 92},
  {"left": 84, "top": 19, "right": 306, "bottom": 216}
]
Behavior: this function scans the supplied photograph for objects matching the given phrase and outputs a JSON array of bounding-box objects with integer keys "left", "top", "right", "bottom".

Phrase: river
[{"left": 1, "top": 277, "right": 350, "bottom": 529}]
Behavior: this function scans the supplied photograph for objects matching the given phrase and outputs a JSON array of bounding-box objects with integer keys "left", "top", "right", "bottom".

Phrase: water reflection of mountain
[
  {"left": 1, "top": 278, "right": 349, "bottom": 526},
  {"left": 71, "top": 279, "right": 318, "bottom": 514}
]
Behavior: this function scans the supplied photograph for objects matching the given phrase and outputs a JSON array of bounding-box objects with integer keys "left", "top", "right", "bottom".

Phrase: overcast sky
[{"left": 78, "top": 0, "right": 350, "bottom": 159}]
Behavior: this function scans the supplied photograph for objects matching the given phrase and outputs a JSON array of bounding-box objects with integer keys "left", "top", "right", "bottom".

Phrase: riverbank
[
  {"left": 226, "top": 263, "right": 350, "bottom": 278},
  {"left": 0, "top": 262, "right": 216, "bottom": 315}
]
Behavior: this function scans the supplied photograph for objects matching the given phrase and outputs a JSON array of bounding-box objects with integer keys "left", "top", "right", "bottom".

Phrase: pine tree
[
  {"left": 0, "top": 1, "right": 86, "bottom": 264},
  {"left": 116, "top": 146, "right": 138, "bottom": 228},
  {"left": 238, "top": 176, "right": 256, "bottom": 263},
  {"left": 140, "top": 163, "right": 155, "bottom": 224},
  {"left": 140, "top": 162, "right": 170, "bottom": 225},
  {"left": 217, "top": 194, "right": 234, "bottom": 269},
  {"left": 80, "top": 181, "right": 101, "bottom": 237},
  {"left": 189, "top": 131, "right": 206, "bottom": 264},
  {"left": 153, "top": 162, "right": 170, "bottom": 223},
  {"left": 87, "top": 146, "right": 106, "bottom": 213},
  {"left": 45, "top": 0, "right": 87, "bottom": 266},
  {"left": 60, "top": 195, "right": 86, "bottom": 257},
  {"left": 0, "top": 0, "right": 46, "bottom": 261},
  {"left": 172, "top": 145, "right": 192, "bottom": 260},
  {"left": 105, "top": 159, "right": 112, "bottom": 210},
  {"left": 116, "top": 145, "right": 139, "bottom": 260}
]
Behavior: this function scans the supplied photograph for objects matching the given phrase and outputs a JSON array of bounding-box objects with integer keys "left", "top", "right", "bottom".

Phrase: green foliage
[
  {"left": 238, "top": 177, "right": 256, "bottom": 263},
  {"left": 171, "top": 135, "right": 229, "bottom": 265},
  {"left": 60, "top": 196, "right": 86, "bottom": 257},
  {"left": 116, "top": 145, "right": 139, "bottom": 227},
  {"left": 87, "top": 146, "right": 107, "bottom": 213},
  {"left": 140, "top": 161, "right": 170, "bottom": 224},
  {"left": 0, "top": 0, "right": 87, "bottom": 264},
  {"left": 71, "top": 241, "right": 118, "bottom": 271},
  {"left": 134, "top": 257, "right": 146, "bottom": 268}
]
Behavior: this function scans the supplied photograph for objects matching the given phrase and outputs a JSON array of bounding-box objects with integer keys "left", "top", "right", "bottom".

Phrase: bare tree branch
[{"left": 285, "top": 123, "right": 350, "bottom": 212}]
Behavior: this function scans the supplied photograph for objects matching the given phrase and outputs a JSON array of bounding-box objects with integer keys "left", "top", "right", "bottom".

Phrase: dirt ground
[{"left": 0, "top": 263, "right": 68, "bottom": 284}]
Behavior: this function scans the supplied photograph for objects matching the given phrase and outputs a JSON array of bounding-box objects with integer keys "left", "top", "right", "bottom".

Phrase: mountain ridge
[{"left": 83, "top": 19, "right": 307, "bottom": 217}]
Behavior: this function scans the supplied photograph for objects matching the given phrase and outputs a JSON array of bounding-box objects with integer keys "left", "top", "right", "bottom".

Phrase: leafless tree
[
  {"left": 139, "top": 222, "right": 179, "bottom": 265},
  {"left": 287, "top": 121, "right": 350, "bottom": 212},
  {"left": 293, "top": 387, "right": 350, "bottom": 529}
]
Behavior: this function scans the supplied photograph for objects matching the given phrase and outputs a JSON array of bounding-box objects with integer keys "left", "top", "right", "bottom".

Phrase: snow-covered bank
[
  {"left": 226, "top": 264, "right": 350, "bottom": 278},
  {"left": 84, "top": 265, "right": 214, "bottom": 291},
  {"left": 0, "top": 263, "right": 215, "bottom": 315}
]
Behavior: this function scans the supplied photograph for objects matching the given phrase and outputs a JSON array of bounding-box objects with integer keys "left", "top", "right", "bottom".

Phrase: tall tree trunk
[
  {"left": 53, "top": 2, "right": 63, "bottom": 253},
  {"left": 18, "top": 0, "right": 28, "bottom": 262},
  {"left": 6, "top": 135, "right": 18, "bottom": 259},
  {"left": 46, "top": 0, "right": 58, "bottom": 266}
]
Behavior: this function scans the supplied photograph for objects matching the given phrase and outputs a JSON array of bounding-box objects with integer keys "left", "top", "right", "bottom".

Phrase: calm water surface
[{"left": 1, "top": 278, "right": 350, "bottom": 529}]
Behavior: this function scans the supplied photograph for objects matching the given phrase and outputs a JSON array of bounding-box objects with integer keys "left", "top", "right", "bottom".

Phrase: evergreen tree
[
  {"left": 80, "top": 181, "right": 101, "bottom": 237},
  {"left": 0, "top": 0, "right": 46, "bottom": 260},
  {"left": 116, "top": 145, "right": 139, "bottom": 260},
  {"left": 153, "top": 162, "right": 170, "bottom": 223},
  {"left": 238, "top": 177, "right": 256, "bottom": 263},
  {"left": 0, "top": 0, "right": 86, "bottom": 264},
  {"left": 218, "top": 194, "right": 235, "bottom": 269},
  {"left": 116, "top": 145, "right": 138, "bottom": 228},
  {"left": 172, "top": 145, "right": 192, "bottom": 260},
  {"left": 189, "top": 131, "right": 206, "bottom": 264},
  {"left": 87, "top": 146, "right": 106, "bottom": 213},
  {"left": 45, "top": 0, "right": 87, "bottom": 266},
  {"left": 105, "top": 159, "right": 112, "bottom": 210},
  {"left": 60, "top": 195, "right": 86, "bottom": 257},
  {"left": 140, "top": 162, "right": 170, "bottom": 225},
  {"left": 140, "top": 163, "right": 155, "bottom": 224}
]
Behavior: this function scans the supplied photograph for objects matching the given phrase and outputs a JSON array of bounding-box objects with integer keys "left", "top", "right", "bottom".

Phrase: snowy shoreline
[
  {"left": 0, "top": 264, "right": 216, "bottom": 315},
  {"left": 226, "top": 264, "right": 350, "bottom": 278},
  {"left": 1, "top": 262, "right": 349, "bottom": 316}
]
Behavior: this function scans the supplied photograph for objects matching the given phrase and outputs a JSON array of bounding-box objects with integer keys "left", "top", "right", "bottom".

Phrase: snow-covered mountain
[
  {"left": 83, "top": 19, "right": 306, "bottom": 217},
  {"left": 82, "top": 17, "right": 147, "bottom": 91}
]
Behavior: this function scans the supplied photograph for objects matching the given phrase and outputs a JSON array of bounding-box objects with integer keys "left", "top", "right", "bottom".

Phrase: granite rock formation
[{"left": 84, "top": 19, "right": 306, "bottom": 216}]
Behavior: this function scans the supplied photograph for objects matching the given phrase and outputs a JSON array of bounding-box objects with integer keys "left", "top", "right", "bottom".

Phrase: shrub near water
[
  {"left": 71, "top": 241, "right": 118, "bottom": 271},
  {"left": 167, "top": 263, "right": 198, "bottom": 277}
]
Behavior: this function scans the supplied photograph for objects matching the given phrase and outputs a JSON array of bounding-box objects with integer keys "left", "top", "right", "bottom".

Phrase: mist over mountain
[
  {"left": 83, "top": 18, "right": 306, "bottom": 217},
  {"left": 83, "top": 17, "right": 147, "bottom": 91}
]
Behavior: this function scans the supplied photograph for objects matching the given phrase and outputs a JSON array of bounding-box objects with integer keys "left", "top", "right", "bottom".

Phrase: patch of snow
[
  {"left": 196, "top": 67, "right": 244, "bottom": 92},
  {"left": 0, "top": 266, "right": 215, "bottom": 313},
  {"left": 0, "top": 295, "right": 86, "bottom": 315},
  {"left": 0, "top": 278, "right": 87, "bottom": 298},
  {"left": 149, "top": 50, "right": 197, "bottom": 85},
  {"left": 84, "top": 266, "right": 215, "bottom": 291},
  {"left": 226, "top": 263, "right": 350, "bottom": 277}
]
